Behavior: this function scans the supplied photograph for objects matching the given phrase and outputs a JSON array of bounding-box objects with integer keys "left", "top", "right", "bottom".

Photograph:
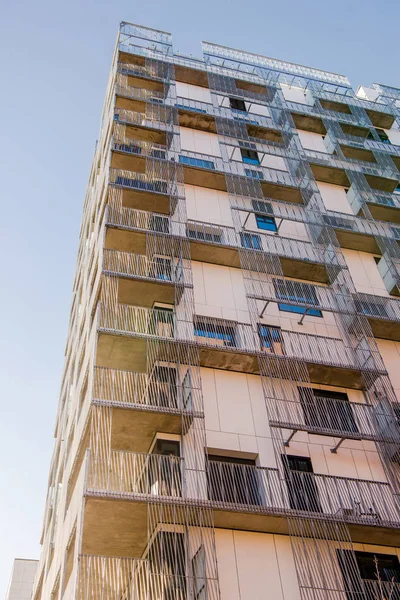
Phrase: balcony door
[
  {"left": 149, "top": 531, "right": 186, "bottom": 600},
  {"left": 298, "top": 388, "right": 358, "bottom": 434},
  {"left": 151, "top": 439, "right": 182, "bottom": 498},
  {"left": 151, "top": 365, "right": 177, "bottom": 409},
  {"left": 283, "top": 455, "right": 322, "bottom": 513},
  {"left": 337, "top": 549, "right": 400, "bottom": 600},
  {"left": 207, "top": 455, "right": 261, "bottom": 506}
]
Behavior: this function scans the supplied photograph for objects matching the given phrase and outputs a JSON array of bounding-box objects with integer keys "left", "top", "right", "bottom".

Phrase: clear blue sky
[{"left": 0, "top": 0, "right": 398, "bottom": 595}]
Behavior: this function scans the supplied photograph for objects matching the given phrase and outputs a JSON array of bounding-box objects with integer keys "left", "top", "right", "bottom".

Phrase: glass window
[
  {"left": 240, "top": 232, "right": 262, "bottom": 250},
  {"left": 273, "top": 279, "right": 322, "bottom": 317},
  {"left": 179, "top": 155, "right": 215, "bottom": 170},
  {"left": 255, "top": 214, "right": 277, "bottom": 232},
  {"left": 245, "top": 168, "right": 264, "bottom": 180},
  {"left": 229, "top": 97, "right": 246, "bottom": 112},
  {"left": 258, "top": 324, "right": 283, "bottom": 353},
  {"left": 194, "top": 320, "right": 236, "bottom": 347},
  {"left": 298, "top": 387, "right": 358, "bottom": 433},
  {"left": 187, "top": 228, "right": 222, "bottom": 244},
  {"left": 338, "top": 549, "right": 400, "bottom": 600},
  {"left": 192, "top": 546, "right": 206, "bottom": 600},
  {"left": 240, "top": 148, "right": 260, "bottom": 165},
  {"left": 252, "top": 199, "right": 273, "bottom": 214}
]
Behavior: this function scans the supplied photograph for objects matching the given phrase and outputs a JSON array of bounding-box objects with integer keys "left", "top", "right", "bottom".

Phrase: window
[
  {"left": 151, "top": 256, "right": 172, "bottom": 281},
  {"left": 273, "top": 279, "right": 322, "bottom": 317},
  {"left": 240, "top": 232, "right": 262, "bottom": 250},
  {"left": 207, "top": 455, "right": 261, "bottom": 506},
  {"left": 391, "top": 227, "right": 400, "bottom": 240},
  {"left": 229, "top": 97, "right": 246, "bottom": 112},
  {"left": 245, "top": 168, "right": 264, "bottom": 180},
  {"left": 354, "top": 297, "right": 388, "bottom": 319},
  {"left": 192, "top": 546, "right": 207, "bottom": 600},
  {"left": 175, "top": 103, "right": 207, "bottom": 114},
  {"left": 395, "top": 184, "right": 400, "bottom": 194},
  {"left": 258, "top": 324, "right": 283, "bottom": 354},
  {"left": 179, "top": 155, "right": 215, "bottom": 170},
  {"left": 255, "top": 214, "right": 277, "bottom": 232},
  {"left": 322, "top": 214, "right": 353, "bottom": 230},
  {"left": 187, "top": 226, "right": 222, "bottom": 244},
  {"left": 283, "top": 455, "right": 322, "bottom": 513},
  {"left": 298, "top": 387, "right": 358, "bottom": 433},
  {"left": 151, "top": 306, "right": 174, "bottom": 338},
  {"left": 151, "top": 366, "right": 177, "bottom": 408},
  {"left": 151, "top": 439, "right": 181, "bottom": 497},
  {"left": 338, "top": 550, "right": 400, "bottom": 600},
  {"left": 194, "top": 319, "right": 236, "bottom": 348},
  {"left": 367, "top": 128, "right": 391, "bottom": 144},
  {"left": 251, "top": 199, "right": 273, "bottom": 215},
  {"left": 240, "top": 147, "right": 260, "bottom": 165},
  {"left": 151, "top": 214, "right": 170, "bottom": 234},
  {"left": 373, "top": 256, "right": 381, "bottom": 265},
  {"left": 149, "top": 532, "right": 186, "bottom": 598}
]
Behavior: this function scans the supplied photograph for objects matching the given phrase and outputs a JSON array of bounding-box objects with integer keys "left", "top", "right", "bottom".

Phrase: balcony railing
[
  {"left": 113, "top": 107, "right": 173, "bottom": 129},
  {"left": 78, "top": 553, "right": 218, "bottom": 600},
  {"left": 98, "top": 304, "right": 384, "bottom": 373},
  {"left": 86, "top": 452, "right": 400, "bottom": 527},
  {"left": 267, "top": 392, "right": 396, "bottom": 442},
  {"left": 115, "top": 81, "right": 165, "bottom": 103},
  {"left": 109, "top": 168, "right": 176, "bottom": 196},
  {"left": 103, "top": 249, "right": 190, "bottom": 286},
  {"left": 93, "top": 366, "right": 199, "bottom": 414},
  {"left": 112, "top": 137, "right": 167, "bottom": 160}
]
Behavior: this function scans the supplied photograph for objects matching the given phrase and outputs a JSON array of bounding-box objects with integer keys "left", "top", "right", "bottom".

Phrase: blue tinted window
[
  {"left": 255, "top": 214, "right": 277, "bottom": 232},
  {"left": 179, "top": 155, "right": 215, "bottom": 170},
  {"left": 245, "top": 168, "right": 264, "bottom": 180},
  {"left": 278, "top": 303, "right": 322, "bottom": 317},
  {"left": 240, "top": 232, "right": 262, "bottom": 250},
  {"left": 258, "top": 325, "right": 282, "bottom": 349}
]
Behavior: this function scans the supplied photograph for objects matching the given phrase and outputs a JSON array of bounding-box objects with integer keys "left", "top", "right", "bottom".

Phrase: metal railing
[
  {"left": 93, "top": 366, "right": 199, "bottom": 414},
  {"left": 86, "top": 452, "right": 400, "bottom": 527},
  {"left": 109, "top": 168, "right": 175, "bottom": 196},
  {"left": 113, "top": 107, "right": 173, "bottom": 129},
  {"left": 103, "top": 249, "right": 190, "bottom": 286},
  {"left": 267, "top": 391, "right": 396, "bottom": 441},
  {"left": 98, "top": 304, "right": 383, "bottom": 372}
]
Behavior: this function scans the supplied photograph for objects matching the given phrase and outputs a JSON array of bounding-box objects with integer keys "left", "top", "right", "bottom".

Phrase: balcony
[
  {"left": 96, "top": 304, "right": 382, "bottom": 386},
  {"left": 267, "top": 386, "right": 399, "bottom": 445},
  {"left": 82, "top": 451, "right": 400, "bottom": 552},
  {"left": 93, "top": 365, "right": 198, "bottom": 453},
  {"left": 348, "top": 187, "right": 400, "bottom": 225},
  {"left": 77, "top": 554, "right": 216, "bottom": 600},
  {"left": 103, "top": 249, "right": 190, "bottom": 307},
  {"left": 109, "top": 168, "right": 177, "bottom": 214},
  {"left": 355, "top": 292, "right": 400, "bottom": 340},
  {"left": 117, "top": 61, "right": 167, "bottom": 94}
]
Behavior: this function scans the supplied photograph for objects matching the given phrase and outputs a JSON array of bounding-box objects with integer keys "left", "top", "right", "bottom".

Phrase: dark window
[
  {"left": 152, "top": 256, "right": 172, "bottom": 281},
  {"left": 251, "top": 199, "right": 273, "bottom": 215},
  {"left": 149, "top": 532, "right": 186, "bottom": 597},
  {"left": 258, "top": 324, "right": 283, "bottom": 353},
  {"left": 240, "top": 232, "right": 262, "bottom": 250},
  {"left": 283, "top": 455, "right": 322, "bottom": 513},
  {"left": 373, "top": 256, "right": 381, "bottom": 265},
  {"left": 229, "top": 97, "right": 246, "bottom": 112},
  {"left": 151, "top": 439, "right": 181, "bottom": 497},
  {"left": 298, "top": 387, "right": 358, "bottom": 433},
  {"left": 273, "top": 279, "right": 322, "bottom": 318},
  {"left": 151, "top": 366, "right": 177, "bottom": 408},
  {"left": 354, "top": 297, "right": 388, "bottom": 319},
  {"left": 367, "top": 129, "right": 391, "bottom": 144},
  {"left": 240, "top": 147, "right": 260, "bottom": 165},
  {"left": 194, "top": 320, "right": 236, "bottom": 348},
  {"left": 255, "top": 214, "right": 277, "bottom": 232},
  {"left": 338, "top": 550, "right": 400, "bottom": 600},
  {"left": 395, "top": 185, "right": 400, "bottom": 194},
  {"left": 207, "top": 455, "right": 261, "bottom": 506},
  {"left": 187, "top": 227, "right": 222, "bottom": 244},
  {"left": 151, "top": 214, "right": 170, "bottom": 234},
  {"left": 151, "top": 307, "right": 174, "bottom": 338}
]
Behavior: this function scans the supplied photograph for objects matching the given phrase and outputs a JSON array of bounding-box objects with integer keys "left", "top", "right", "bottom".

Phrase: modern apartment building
[
  {"left": 32, "top": 21, "right": 400, "bottom": 600},
  {"left": 6, "top": 559, "right": 38, "bottom": 600}
]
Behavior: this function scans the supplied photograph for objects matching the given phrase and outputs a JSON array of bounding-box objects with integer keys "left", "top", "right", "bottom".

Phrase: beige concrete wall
[
  {"left": 216, "top": 529, "right": 400, "bottom": 600},
  {"left": 215, "top": 529, "right": 300, "bottom": 600},
  {"left": 342, "top": 249, "right": 388, "bottom": 296},
  {"left": 180, "top": 126, "right": 221, "bottom": 157},
  {"left": 317, "top": 181, "right": 353, "bottom": 214},
  {"left": 202, "top": 366, "right": 386, "bottom": 482},
  {"left": 280, "top": 84, "right": 314, "bottom": 106},
  {"left": 376, "top": 339, "right": 400, "bottom": 402},
  {"left": 385, "top": 127, "right": 400, "bottom": 146},
  {"left": 176, "top": 81, "right": 212, "bottom": 103},
  {"left": 298, "top": 130, "right": 327, "bottom": 153},
  {"left": 192, "top": 261, "right": 249, "bottom": 322},
  {"left": 185, "top": 184, "right": 233, "bottom": 226}
]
